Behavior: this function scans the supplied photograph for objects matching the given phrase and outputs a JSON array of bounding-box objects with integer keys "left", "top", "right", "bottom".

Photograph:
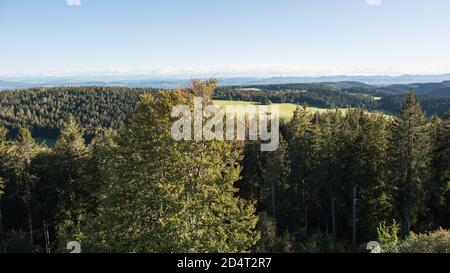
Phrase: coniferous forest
[{"left": 0, "top": 80, "right": 448, "bottom": 253}]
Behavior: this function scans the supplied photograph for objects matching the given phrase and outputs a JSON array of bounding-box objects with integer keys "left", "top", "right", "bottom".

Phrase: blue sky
[{"left": 1, "top": 0, "right": 450, "bottom": 77}]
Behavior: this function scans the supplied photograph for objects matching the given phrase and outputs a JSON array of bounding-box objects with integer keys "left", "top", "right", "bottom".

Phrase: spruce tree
[
  {"left": 389, "top": 91, "right": 430, "bottom": 236},
  {"left": 85, "top": 80, "right": 259, "bottom": 252},
  {"left": 284, "top": 106, "right": 318, "bottom": 235},
  {"left": 0, "top": 125, "right": 8, "bottom": 198},
  {"left": 7, "top": 128, "right": 40, "bottom": 249},
  {"left": 314, "top": 110, "right": 344, "bottom": 241},
  {"left": 429, "top": 111, "right": 450, "bottom": 229},
  {"left": 339, "top": 110, "right": 391, "bottom": 244},
  {"left": 264, "top": 136, "right": 290, "bottom": 222},
  {"left": 53, "top": 115, "right": 95, "bottom": 245},
  {"left": 0, "top": 125, "right": 9, "bottom": 252}
]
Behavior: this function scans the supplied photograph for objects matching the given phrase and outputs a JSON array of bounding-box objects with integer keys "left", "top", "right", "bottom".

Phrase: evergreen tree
[
  {"left": 429, "top": 111, "right": 450, "bottom": 229},
  {"left": 0, "top": 125, "right": 9, "bottom": 252},
  {"left": 314, "top": 111, "right": 344, "bottom": 241},
  {"left": 6, "top": 128, "right": 40, "bottom": 249},
  {"left": 0, "top": 125, "right": 8, "bottom": 198},
  {"left": 264, "top": 136, "right": 290, "bottom": 221},
  {"left": 284, "top": 106, "right": 318, "bottom": 235},
  {"left": 237, "top": 140, "right": 266, "bottom": 211},
  {"left": 53, "top": 115, "right": 96, "bottom": 245},
  {"left": 389, "top": 91, "right": 430, "bottom": 236},
  {"left": 339, "top": 110, "right": 391, "bottom": 244},
  {"left": 85, "top": 80, "right": 259, "bottom": 252}
]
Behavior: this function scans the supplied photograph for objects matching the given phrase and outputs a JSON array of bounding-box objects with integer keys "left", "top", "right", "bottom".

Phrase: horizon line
[{"left": 2, "top": 72, "right": 450, "bottom": 80}]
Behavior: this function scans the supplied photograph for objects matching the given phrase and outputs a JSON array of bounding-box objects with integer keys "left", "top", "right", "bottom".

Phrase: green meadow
[{"left": 212, "top": 100, "right": 352, "bottom": 121}]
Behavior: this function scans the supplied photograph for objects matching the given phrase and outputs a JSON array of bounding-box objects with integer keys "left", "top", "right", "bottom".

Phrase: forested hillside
[
  {"left": 217, "top": 82, "right": 450, "bottom": 116},
  {"left": 2, "top": 83, "right": 450, "bottom": 141},
  {"left": 0, "top": 87, "right": 151, "bottom": 138},
  {"left": 0, "top": 80, "right": 448, "bottom": 253}
]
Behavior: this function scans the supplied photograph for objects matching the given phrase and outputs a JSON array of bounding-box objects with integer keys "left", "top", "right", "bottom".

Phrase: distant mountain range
[{"left": 2, "top": 73, "right": 450, "bottom": 92}]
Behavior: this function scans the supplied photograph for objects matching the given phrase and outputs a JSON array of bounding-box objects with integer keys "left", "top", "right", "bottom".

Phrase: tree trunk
[
  {"left": 305, "top": 206, "right": 308, "bottom": 235},
  {"left": 352, "top": 185, "right": 357, "bottom": 249},
  {"left": 404, "top": 119, "right": 413, "bottom": 237},
  {"left": 331, "top": 196, "right": 336, "bottom": 241},
  {"left": 404, "top": 158, "right": 412, "bottom": 237},
  {"left": 405, "top": 177, "right": 411, "bottom": 237},
  {"left": 302, "top": 179, "right": 308, "bottom": 234},
  {"left": 43, "top": 220, "right": 50, "bottom": 253},
  {"left": 0, "top": 201, "right": 4, "bottom": 253},
  {"left": 27, "top": 203, "right": 33, "bottom": 249},
  {"left": 271, "top": 180, "right": 276, "bottom": 220}
]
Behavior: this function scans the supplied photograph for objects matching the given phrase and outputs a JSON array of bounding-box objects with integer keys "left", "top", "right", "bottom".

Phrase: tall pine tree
[
  {"left": 429, "top": 111, "right": 450, "bottom": 229},
  {"left": 85, "top": 80, "right": 259, "bottom": 252},
  {"left": 53, "top": 115, "right": 96, "bottom": 246},
  {"left": 389, "top": 91, "right": 430, "bottom": 236},
  {"left": 7, "top": 128, "right": 40, "bottom": 249}
]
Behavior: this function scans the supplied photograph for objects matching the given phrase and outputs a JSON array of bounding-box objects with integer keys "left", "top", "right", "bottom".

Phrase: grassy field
[{"left": 213, "top": 100, "right": 352, "bottom": 121}]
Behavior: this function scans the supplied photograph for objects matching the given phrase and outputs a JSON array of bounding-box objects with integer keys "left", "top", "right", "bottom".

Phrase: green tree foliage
[
  {"left": 378, "top": 223, "right": 450, "bottom": 253},
  {"left": 389, "top": 91, "right": 430, "bottom": 236},
  {"left": 4, "top": 128, "right": 41, "bottom": 249},
  {"left": 0, "top": 116, "right": 98, "bottom": 253},
  {"left": 429, "top": 111, "right": 450, "bottom": 229},
  {"left": 0, "top": 83, "right": 448, "bottom": 253},
  {"left": 0, "top": 125, "right": 8, "bottom": 198},
  {"left": 377, "top": 220, "right": 400, "bottom": 253},
  {"left": 339, "top": 110, "right": 392, "bottom": 243},
  {"left": 215, "top": 84, "right": 378, "bottom": 109},
  {"left": 283, "top": 106, "right": 318, "bottom": 235},
  {"left": 239, "top": 107, "right": 393, "bottom": 248},
  {"left": 396, "top": 228, "right": 450, "bottom": 253},
  {"left": 264, "top": 136, "right": 290, "bottom": 221},
  {"left": 0, "top": 87, "right": 150, "bottom": 139},
  {"left": 254, "top": 212, "right": 294, "bottom": 253},
  {"left": 0, "top": 125, "right": 9, "bottom": 252},
  {"left": 52, "top": 115, "right": 98, "bottom": 246},
  {"left": 2, "top": 84, "right": 449, "bottom": 142},
  {"left": 84, "top": 81, "right": 259, "bottom": 252}
]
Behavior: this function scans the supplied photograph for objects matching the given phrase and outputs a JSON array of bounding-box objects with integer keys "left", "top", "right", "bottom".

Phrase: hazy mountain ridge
[
  {"left": 2, "top": 74, "right": 450, "bottom": 96},
  {"left": 0, "top": 73, "right": 450, "bottom": 86}
]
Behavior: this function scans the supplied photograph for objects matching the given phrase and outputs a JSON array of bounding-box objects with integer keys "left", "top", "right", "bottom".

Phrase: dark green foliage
[
  {"left": 0, "top": 116, "right": 98, "bottom": 252},
  {"left": 388, "top": 92, "right": 430, "bottom": 236},
  {"left": 254, "top": 212, "right": 294, "bottom": 253},
  {"left": 238, "top": 92, "right": 448, "bottom": 251},
  {"left": 214, "top": 85, "right": 377, "bottom": 109},
  {"left": 1, "top": 84, "right": 450, "bottom": 144},
  {"left": 83, "top": 82, "right": 259, "bottom": 253},
  {"left": 428, "top": 111, "right": 450, "bottom": 229},
  {"left": 0, "top": 86, "right": 152, "bottom": 139},
  {"left": 379, "top": 94, "right": 450, "bottom": 116},
  {"left": 0, "top": 84, "right": 449, "bottom": 253}
]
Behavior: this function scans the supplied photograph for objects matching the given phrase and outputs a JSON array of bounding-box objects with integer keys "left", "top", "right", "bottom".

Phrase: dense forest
[
  {"left": 216, "top": 82, "right": 450, "bottom": 116},
  {"left": 1, "top": 83, "right": 450, "bottom": 142},
  {"left": 0, "top": 80, "right": 449, "bottom": 253},
  {"left": 0, "top": 85, "right": 379, "bottom": 140},
  {"left": 0, "top": 87, "right": 152, "bottom": 138}
]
